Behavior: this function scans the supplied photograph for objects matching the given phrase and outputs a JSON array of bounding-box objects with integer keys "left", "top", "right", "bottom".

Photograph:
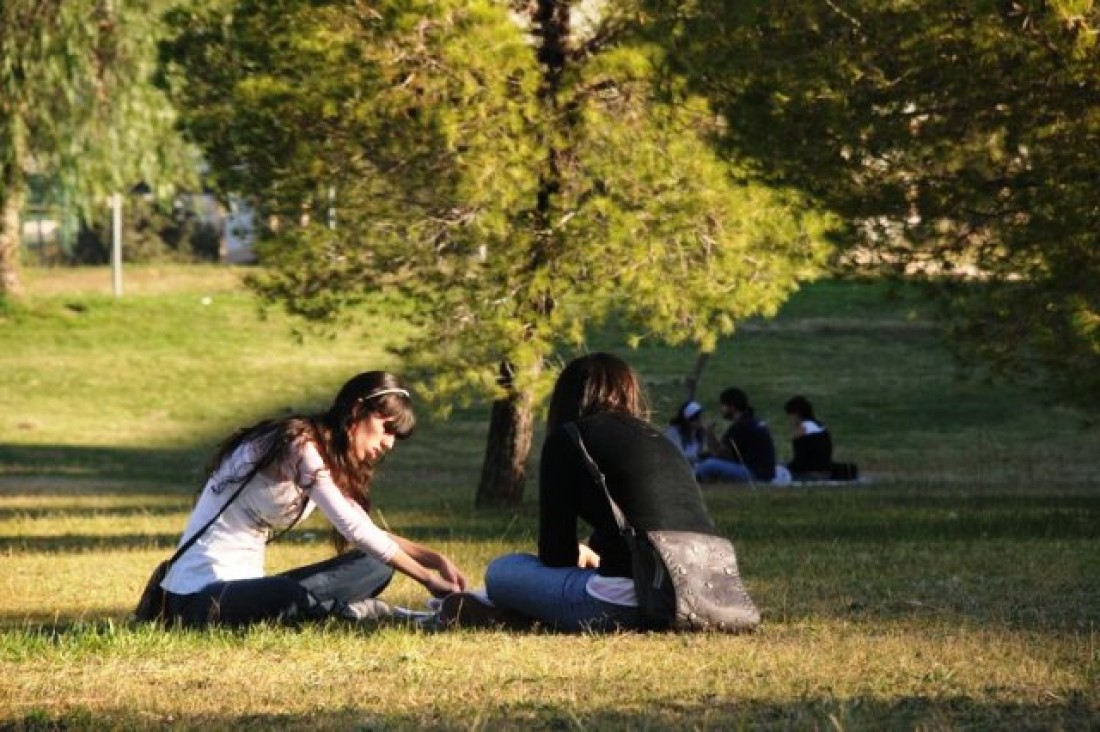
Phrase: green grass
[{"left": 1, "top": 266, "right": 1097, "bottom": 730}]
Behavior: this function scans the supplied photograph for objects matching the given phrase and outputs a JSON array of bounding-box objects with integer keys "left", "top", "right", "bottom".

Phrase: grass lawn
[{"left": 1, "top": 265, "right": 1097, "bottom": 730}]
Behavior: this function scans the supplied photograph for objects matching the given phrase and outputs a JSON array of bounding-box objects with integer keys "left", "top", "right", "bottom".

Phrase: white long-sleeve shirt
[{"left": 162, "top": 437, "right": 399, "bottom": 595}]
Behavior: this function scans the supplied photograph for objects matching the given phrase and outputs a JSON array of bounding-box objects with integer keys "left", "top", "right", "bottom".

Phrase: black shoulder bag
[
  {"left": 132, "top": 461, "right": 286, "bottom": 623},
  {"left": 564, "top": 423, "right": 760, "bottom": 633}
]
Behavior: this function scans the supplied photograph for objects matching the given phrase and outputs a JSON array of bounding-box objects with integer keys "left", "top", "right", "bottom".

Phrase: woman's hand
[
  {"left": 432, "top": 554, "right": 468, "bottom": 592},
  {"left": 423, "top": 551, "right": 467, "bottom": 598},
  {"left": 423, "top": 573, "right": 462, "bottom": 599},
  {"left": 387, "top": 533, "right": 469, "bottom": 597},
  {"left": 577, "top": 543, "right": 601, "bottom": 569}
]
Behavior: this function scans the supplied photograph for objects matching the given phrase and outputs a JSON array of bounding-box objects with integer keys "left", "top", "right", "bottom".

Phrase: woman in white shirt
[{"left": 160, "top": 371, "right": 467, "bottom": 627}]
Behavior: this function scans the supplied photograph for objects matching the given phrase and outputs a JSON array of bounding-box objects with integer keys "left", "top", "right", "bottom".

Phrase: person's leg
[
  {"left": 438, "top": 591, "right": 533, "bottom": 630},
  {"left": 694, "top": 457, "right": 753, "bottom": 483},
  {"left": 281, "top": 550, "right": 397, "bottom": 621},
  {"left": 281, "top": 550, "right": 394, "bottom": 605},
  {"left": 485, "top": 553, "right": 640, "bottom": 632},
  {"left": 167, "top": 576, "right": 323, "bottom": 628},
  {"left": 166, "top": 552, "right": 397, "bottom": 628}
]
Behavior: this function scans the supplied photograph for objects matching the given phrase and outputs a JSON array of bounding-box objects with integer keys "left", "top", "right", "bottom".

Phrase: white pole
[
  {"left": 327, "top": 185, "right": 336, "bottom": 230},
  {"left": 111, "top": 193, "right": 122, "bottom": 297}
]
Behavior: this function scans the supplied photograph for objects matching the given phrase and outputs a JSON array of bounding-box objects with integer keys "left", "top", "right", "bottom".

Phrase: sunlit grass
[{"left": 1, "top": 266, "right": 1097, "bottom": 729}]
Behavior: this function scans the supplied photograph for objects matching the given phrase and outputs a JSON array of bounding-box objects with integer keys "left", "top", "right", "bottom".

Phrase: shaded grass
[{"left": 1, "top": 266, "right": 1098, "bottom": 729}]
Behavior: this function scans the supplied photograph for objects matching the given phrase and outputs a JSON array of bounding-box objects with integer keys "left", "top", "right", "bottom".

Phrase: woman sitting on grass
[
  {"left": 159, "top": 371, "right": 467, "bottom": 627},
  {"left": 444, "top": 352, "right": 724, "bottom": 632},
  {"left": 784, "top": 395, "right": 833, "bottom": 481},
  {"left": 664, "top": 399, "right": 708, "bottom": 465}
]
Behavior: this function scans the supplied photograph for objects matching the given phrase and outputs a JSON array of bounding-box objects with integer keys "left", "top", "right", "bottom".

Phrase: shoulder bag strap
[
  {"left": 162, "top": 460, "right": 264, "bottom": 568},
  {"left": 563, "top": 422, "right": 635, "bottom": 538}
]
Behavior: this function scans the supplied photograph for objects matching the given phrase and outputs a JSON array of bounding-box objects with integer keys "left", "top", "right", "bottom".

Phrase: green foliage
[
  {"left": 1, "top": 0, "right": 193, "bottom": 205},
  {"left": 164, "top": 0, "right": 833, "bottom": 414},
  {"left": 642, "top": 0, "right": 1100, "bottom": 405},
  {"left": 0, "top": 0, "right": 196, "bottom": 294},
  {"left": 539, "top": 36, "right": 835, "bottom": 355},
  {"left": 71, "top": 196, "right": 222, "bottom": 265}
]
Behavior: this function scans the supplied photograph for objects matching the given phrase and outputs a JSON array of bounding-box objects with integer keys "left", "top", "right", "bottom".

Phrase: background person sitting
[
  {"left": 694, "top": 387, "right": 776, "bottom": 484},
  {"left": 664, "top": 400, "right": 707, "bottom": 465},
  {"left": 784, "top": 395, "right": 834, "bottom": 481}
]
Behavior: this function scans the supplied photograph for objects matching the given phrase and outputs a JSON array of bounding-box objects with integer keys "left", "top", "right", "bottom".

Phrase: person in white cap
[{"left": 664, "top": 400, "right": 708, "bottom": 465}]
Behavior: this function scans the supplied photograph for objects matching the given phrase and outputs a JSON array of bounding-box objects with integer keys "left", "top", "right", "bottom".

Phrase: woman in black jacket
[
  {"left": 469, "top": 353, "right": 722, "bottom": 632},
  {"left": 784, "top": 395, "right": 834, "bottom": 480}
]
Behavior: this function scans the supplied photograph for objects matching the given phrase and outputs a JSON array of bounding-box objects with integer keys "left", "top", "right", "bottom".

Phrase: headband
[{"left": 362, "top": 387, "right": 410, "bottom": 401}]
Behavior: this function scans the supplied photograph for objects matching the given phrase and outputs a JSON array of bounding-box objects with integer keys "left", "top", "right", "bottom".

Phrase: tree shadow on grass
[
  {"left": 710, "top": 489, "right": 1100, "bottom": 543},
  {"left": 0, "top": 441, "right": 482, "bottom": 496},
  {"left": 3, "top": 694, "right": 1096, "bottom": 730},
  {"left": 0, "top": 444, "right": 208, "bottom": 487},
  {"left": 0, "top": 527, "right": 336, "bottom": 554},
  {"left": 0, "top": 505, "right": 190, "bottom": 520},
  {"left": 0, "top": 532, "right": 187, "bottom": 553}
]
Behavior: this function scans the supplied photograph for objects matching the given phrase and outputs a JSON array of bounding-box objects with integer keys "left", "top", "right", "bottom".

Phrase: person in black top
[
  {"left": 694, "top": 387, "right": 777, "bottom": 483},
  {"left": 784, "top": 395, "right": 834, "bottom": 481},
  {"left": 450, "top": 353, "right": 721, "bottom": 632}
]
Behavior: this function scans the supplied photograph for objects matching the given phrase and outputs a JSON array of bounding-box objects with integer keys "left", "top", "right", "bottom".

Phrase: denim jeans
[
  {"left": 694, "top": 457, "right": 754, "bottom": 483},
  {"left": 165, "top": 550, "right": 393, "bottom": 628},
  {"left": 485, "top": 553, "right": 641, "bottom": 633}
]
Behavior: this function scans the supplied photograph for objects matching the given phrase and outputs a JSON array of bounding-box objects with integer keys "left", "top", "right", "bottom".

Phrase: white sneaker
[{"left": 342, "top": 598, "right": 395, "bottom": 621}]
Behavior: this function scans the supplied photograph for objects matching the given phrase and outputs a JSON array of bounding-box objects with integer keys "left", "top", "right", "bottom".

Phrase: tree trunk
[
  {"left": 476, "top": 363, "right": 537, "bottom": 508},
  {"left": 0, "top": 119, "right": 26, "bottom": 299},
  {"left": 685, "top": 350, "right": 712, "bottom": 401},
  {"left": 474, "top": 1, "right": 571, "bottom": 508}
]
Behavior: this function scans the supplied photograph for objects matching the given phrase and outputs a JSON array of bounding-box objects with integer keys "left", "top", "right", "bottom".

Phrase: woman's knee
[
  {"left": 485, "top": 553, "right": 545, "bottom": 603},
  {"left": 486, "top": 553, "right": 539, "bottom": 584},
  {"left": 288, "top": 551, "right": 395, "bottom": 603}
]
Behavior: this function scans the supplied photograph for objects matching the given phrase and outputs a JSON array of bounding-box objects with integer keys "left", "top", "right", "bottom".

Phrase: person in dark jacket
[
  {"left": 784, "top": 395, "right": 834, "bottom": 481},
  {"left": 694, "top": 387, "right": 777, "bottom": 483},
  {"left": 444, "top": 353, "right": 723, "bottom": 632}
]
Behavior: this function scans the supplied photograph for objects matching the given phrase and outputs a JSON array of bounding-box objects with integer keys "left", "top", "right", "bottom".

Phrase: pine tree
[{"left": 165, "top": 0, "right": 834, "bottom": 504}]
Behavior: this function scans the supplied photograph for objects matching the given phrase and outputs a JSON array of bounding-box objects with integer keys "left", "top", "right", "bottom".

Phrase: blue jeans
[
  {"left": 165, "top": 550, "right": 394, "bottom": 627},
  {"left": 485, "top": 553, "right": 641, "bottom": 633},
  {"left": 694, "top": 457, "right": 754, "bottom": 483}
]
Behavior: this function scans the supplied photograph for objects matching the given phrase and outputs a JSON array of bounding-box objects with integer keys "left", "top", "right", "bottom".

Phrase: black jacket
[
  {"left": 539, "top": 412, "right": 719, "bottom": 578},
  {"left": 721, "top": 413, "right": 777, "bottom": 481},
  {"left": 788, "top": 422, "right": 833, "bottom": 476}
]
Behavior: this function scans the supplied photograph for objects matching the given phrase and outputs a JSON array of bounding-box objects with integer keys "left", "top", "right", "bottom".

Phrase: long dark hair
[
  {"left": 720, "top": 387, "right": 753, "bottom": 417},
  {"left": 546, "top": 353, "right": 648, "bottom": 434},
  {"left": 205, "top": 371, "right": 415, "bottom": 550},
  {"left": 784, "top": 395, "right": 816, "bottom": 422}
]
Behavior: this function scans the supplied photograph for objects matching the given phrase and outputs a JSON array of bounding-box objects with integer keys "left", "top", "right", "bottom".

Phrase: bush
[{"left": 69, "top": 195, "right": 223, "bottom": 264}]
